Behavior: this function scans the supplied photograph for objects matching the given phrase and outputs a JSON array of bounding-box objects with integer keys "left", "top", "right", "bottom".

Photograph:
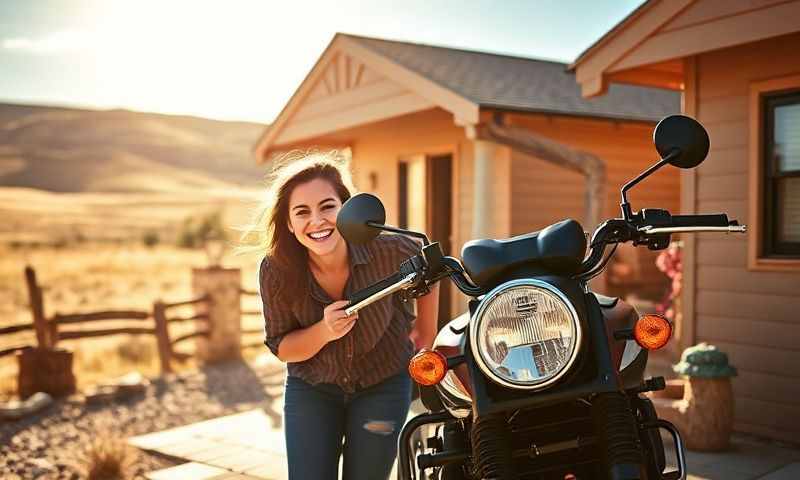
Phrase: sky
[{"left": 0, "top": 0, "right": 645, "bottom": 123}]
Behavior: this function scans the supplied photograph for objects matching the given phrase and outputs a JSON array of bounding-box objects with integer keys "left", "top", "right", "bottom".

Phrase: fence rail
[
  {"left": 57, "top": 327, "right": 157, "bottom": 341},
  {"left": 163, "top": 294, "right": 211, "bottom": 310},
  {"left": 0, "top": 322, "right": 35, "bottom": 336},
  {"left": 0, "top": 344, "right": 32, "bottom": 358},
  {"left": 52, "top": 310, "right": 150, "bottom": 325}
]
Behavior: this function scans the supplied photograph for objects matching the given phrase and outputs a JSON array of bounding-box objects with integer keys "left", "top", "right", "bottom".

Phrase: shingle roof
[{"left": 345, "top": 34, "right": 679, "bottom": 123}]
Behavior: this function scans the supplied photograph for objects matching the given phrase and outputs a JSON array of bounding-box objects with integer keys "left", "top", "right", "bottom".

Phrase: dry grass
[
  {"left": 0, "top": 242, "right": 265, "bottom": 400},
  {"left": 78, "top": 430, "right": 139, "bottom": 480}
]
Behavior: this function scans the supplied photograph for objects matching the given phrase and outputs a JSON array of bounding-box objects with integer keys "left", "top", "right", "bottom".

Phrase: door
[
  {"left": 426, "top": 154, "right": 453, "bottom": 327},
  {"left": 398, "top": 153, "right": 454, "bottom": 328}
]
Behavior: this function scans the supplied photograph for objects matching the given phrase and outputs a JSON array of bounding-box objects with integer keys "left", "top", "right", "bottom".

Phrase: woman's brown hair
[{"left": 243, "top": 151, "right": 355, "bottom": 306}]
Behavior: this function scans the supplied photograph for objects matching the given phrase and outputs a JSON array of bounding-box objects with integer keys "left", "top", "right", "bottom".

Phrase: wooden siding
[
  {"left": 693, "top": 32, "right": 800, "bottom": 442},
  {"left": 507, "top": 114, "right": 680, "bottom": 300}
]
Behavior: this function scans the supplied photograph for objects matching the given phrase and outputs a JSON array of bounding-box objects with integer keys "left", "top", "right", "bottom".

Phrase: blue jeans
[{"left": 283, "top": 372, "right": 412, "bottom": 480}]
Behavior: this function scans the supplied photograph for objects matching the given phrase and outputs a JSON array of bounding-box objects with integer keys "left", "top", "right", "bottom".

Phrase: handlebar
[
  {"left": 344, "top": 209, "right": 747, "bottom": 306},
  {"left": 344, "top": 272, "right": 417, "bottom": 316},
  {"left": 578, "top": 209, "right": 746, "bottom": 278}
]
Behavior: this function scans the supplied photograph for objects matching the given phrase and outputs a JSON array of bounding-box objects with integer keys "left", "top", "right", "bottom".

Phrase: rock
[{"left": 0, "top": 392, "right": 53, "bottom": 421}]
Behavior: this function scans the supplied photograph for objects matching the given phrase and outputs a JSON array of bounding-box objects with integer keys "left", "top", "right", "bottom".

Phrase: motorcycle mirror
[
  {"left": 336, "top": 193, "right": 386, "bottom": 244},
  {"left": 653, "top": 114, "right": 710, "bottom": 169}
]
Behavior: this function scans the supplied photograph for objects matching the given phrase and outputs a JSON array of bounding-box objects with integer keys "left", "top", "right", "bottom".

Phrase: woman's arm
[
  {"left": 276, "top": 300, "right": 357, "bottom": 362},
  {"left": 410, "top": 283, "right": 440, "bottom": 351},
  {"left": 276, "top": 321, "right": 332, "bottom": 362}
]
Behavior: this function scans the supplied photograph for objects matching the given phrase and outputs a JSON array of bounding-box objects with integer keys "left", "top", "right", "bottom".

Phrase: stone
[{"left": 0, "top": 392, "right": 53, "bottom": 420}]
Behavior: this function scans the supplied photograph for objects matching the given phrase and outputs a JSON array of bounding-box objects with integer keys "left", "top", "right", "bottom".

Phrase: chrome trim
[
  {"left": 619, "top": 340, "right": 642, "bottom": 371},
  {"left": 639, "top": 225, "right": 747, "bottom": 234},
  {"left": 468, "top": 278, "right": 583, "bottom": 391},
  {"left": 344, "top": 272, "right": 416, "bottom": 316},
  {"left": 644, "top": 419, "right": 687, "bottom": 480},
  {"left": 435, "top": 373, "right": 472, "bottom": 419}
]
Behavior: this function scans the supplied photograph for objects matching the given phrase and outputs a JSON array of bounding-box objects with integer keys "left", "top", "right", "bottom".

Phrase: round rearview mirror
[
  {"left": 653, "top": 114, "right": 710, "bottom": 169},
  {"left": 336, "top": 193, "right": 386, "bottom": 244}
]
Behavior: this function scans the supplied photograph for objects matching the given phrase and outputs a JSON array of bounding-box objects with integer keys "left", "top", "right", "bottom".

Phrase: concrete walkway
[
  {"left": 131, "top": 407, "right": 800, "bottom": 480},
  {"left": 665, "top": 435, "right": 800, "bottom": 480}
]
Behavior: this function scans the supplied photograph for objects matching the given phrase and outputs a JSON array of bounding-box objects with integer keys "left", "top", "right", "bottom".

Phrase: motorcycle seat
[{"left": 461, "top": 219, "right": 587, "bottom": 288}]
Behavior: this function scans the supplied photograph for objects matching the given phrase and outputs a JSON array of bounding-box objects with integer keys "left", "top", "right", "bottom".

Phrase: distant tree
[
  {"left": 142, "top": 230, "right": 160, "bottom": 247},
  {"left": 176, "top": 210, "right": 227, "bottom": 249}
]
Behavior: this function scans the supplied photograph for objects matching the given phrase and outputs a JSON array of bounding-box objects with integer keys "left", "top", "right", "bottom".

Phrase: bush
[
  {"left": 176, "top": 211, "right": 227, "bottom": 249},
  {"left": 142, "top": 230, "right": 159, "bottom": 248},
  {"left": 79, "top": 431, "right": 137, "bottom": 480}
]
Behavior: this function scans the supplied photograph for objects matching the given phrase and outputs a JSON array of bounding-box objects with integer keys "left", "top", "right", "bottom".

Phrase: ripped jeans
[{"left": 283, "top": 372, "right": 412, "bottom": 480}]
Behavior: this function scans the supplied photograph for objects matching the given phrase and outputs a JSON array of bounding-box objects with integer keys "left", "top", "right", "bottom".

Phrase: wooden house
[
  {"left": 572, "top": 0, "right": 800, "bottom": 442},
  {"left": 254, "top": 33, "right": 680, "bottom": 325}
]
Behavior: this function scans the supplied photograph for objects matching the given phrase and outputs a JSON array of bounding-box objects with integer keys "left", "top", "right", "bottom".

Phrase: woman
[{"left": 254, "top": 151, "right": 439, "bottom": 480}]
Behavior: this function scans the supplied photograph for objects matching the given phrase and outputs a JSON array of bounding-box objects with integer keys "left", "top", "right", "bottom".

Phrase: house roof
[
  {"left": 344, "top": 34, "right": 679, "bottom": 123},
  {"left": 255, "top": 33, "right": 681, "bottom": 158}
]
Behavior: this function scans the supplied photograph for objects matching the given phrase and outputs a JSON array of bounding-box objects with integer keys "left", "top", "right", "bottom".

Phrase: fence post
[
  {"left": 192, "top": 267, "right": 241, "bottom": 363},
  {"left": 153, "top": 300, "right": 173, "bottom": 374},
  {"left": 24, "top": 266, "right": 51, "bottom": 349}
]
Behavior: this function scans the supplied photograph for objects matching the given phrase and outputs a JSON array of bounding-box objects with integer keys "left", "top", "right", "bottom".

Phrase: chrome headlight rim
[{"left": 469, "top": 278, "right": 583, "bottom": 391}]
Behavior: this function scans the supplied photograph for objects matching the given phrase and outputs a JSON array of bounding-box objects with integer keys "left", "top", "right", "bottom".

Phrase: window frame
[{"left": 748, "top": 74, "right": 800, "bottom": 271}]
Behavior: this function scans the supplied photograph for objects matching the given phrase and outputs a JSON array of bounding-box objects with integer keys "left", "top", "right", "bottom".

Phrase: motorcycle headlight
[{"left": 469, "top": 279, "right": 581, "bottom": 390}]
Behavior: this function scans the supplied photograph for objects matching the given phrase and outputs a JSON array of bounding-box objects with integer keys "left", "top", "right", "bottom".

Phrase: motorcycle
[{"left": 335, "top": 115, "right": 746, "bottom": 480}]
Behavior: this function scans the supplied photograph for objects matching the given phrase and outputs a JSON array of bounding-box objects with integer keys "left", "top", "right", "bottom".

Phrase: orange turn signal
[
  {"left": 408, "top": 349, "right": 448, "bottom": 386},
  {"left": 634, "top": 314, "right": 672, "bottom": 350}
]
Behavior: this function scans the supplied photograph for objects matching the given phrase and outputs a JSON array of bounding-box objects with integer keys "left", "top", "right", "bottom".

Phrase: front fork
[{"left": 592, "top": 392, "right": 687, "bottom": 480}]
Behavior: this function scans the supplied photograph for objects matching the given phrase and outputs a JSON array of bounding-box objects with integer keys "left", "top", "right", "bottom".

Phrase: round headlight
[{"left": 470, "top": 279, "right": 581, "bottom": 390}]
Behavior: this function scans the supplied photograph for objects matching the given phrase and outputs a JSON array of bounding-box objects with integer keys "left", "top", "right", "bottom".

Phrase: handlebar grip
[
  {"left": 346, "top": 271, "right": 405, "bottom": 308},
  {"left": 670, "top": 214, "right": 731, "bottom": 227}
]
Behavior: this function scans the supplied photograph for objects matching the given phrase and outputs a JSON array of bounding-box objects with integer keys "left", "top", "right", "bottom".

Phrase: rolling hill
[
  {"left": 0, "top": 103, "right": 268, "bottom": 193},
  {"left": 0, "top": 103, "right": 271, "bottom": 243}
]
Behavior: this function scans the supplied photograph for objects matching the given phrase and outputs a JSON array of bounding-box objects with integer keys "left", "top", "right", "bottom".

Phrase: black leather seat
[{"left": 461, "top": 219, "right": 587, "bottom": 288}]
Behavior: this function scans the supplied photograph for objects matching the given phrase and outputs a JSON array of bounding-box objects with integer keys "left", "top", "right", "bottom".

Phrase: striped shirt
[{"left": 260, "top": 233, "right": 420, "bottom": 393}]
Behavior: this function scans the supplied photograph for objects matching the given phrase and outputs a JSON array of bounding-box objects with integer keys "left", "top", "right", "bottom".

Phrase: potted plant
[{"left": 665, "top": 343, "right": 738, "bottom": 451}]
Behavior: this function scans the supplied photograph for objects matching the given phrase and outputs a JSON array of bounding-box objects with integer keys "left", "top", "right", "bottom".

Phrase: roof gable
[
  {"left": 572, "top": 0, "right": 800, "bottom": 97},
  {"left": 254, "top": 35, "right": 479, "bottom": 158}
]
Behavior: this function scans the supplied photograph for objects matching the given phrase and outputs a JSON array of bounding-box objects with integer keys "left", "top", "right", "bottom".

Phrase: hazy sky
[{"left": 0, "top": 0, "right": 645, "bottom": 123}]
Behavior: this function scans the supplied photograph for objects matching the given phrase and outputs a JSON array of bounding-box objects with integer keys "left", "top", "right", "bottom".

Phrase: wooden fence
[{"left": 0, "top": 266, "right": 213, "bottom": 375}]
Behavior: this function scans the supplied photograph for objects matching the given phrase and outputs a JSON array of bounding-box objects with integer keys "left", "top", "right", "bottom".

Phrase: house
[
  {"left": 571, "top": 0, "right": 800, "bottom": 442},
  {"left": 253, "top": 33, "right": 680, "bottom": 325}
]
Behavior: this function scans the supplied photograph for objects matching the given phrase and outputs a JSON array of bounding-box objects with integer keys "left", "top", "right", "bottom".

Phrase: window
[
  {"left": 763, "top": 92, "right": 800, "bottom": 257},
  {"left": 749, "top": 75, "right": 800, "bottom": 271}
]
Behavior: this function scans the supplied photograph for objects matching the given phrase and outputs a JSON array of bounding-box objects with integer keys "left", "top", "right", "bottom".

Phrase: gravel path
[{"left": 1, "top": 358, "right": 286, "bottom": 479}]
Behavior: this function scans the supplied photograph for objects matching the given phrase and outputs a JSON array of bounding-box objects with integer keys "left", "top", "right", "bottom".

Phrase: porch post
[{"left": 472, "top": 139, "right": 496, "bottom": 240}]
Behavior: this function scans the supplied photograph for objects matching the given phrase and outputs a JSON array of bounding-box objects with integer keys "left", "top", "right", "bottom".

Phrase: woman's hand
[{"left": 320, "top": 300, "right": 358, "bottom": 342}]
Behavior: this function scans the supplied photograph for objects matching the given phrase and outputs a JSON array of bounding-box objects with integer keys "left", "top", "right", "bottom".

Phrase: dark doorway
[{"left": 426, "top": 154, "right": 453, "bottom": 328}]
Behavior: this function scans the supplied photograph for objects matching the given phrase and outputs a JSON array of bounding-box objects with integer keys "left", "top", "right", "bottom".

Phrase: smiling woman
[{"left": 242, "top": 150, "right": 439, "bottom": 479}]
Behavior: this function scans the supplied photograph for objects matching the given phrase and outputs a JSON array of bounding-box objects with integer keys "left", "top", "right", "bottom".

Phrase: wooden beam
[{"left": 475, "top": 122, "right": 607, "bottom": 230}]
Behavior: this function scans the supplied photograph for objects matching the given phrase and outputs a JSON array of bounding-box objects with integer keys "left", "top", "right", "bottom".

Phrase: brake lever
[{"left": 638, "top": 225, "right": 747, "bottom": 235}]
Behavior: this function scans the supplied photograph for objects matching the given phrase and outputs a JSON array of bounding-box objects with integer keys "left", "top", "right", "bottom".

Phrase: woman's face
[{"left": 287, "top": 177, "right": 345, "bottom": 258}]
